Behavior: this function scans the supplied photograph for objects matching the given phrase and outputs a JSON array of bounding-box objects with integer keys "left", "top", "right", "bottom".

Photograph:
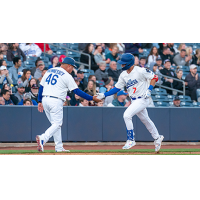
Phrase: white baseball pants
[
  {"left": 123, "top": 98, "right": 159, "bottom": 140},
  {"left": 40, "top": 97, "right": 64, "bottom": 151}
]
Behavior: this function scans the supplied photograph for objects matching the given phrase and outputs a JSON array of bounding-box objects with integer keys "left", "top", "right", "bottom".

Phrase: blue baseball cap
[
  {"left": 61, "top": 57, "right": 77, "bottom": 68},
  {"left": 117, "top": 90, "right": 128, "bottom": 96}
]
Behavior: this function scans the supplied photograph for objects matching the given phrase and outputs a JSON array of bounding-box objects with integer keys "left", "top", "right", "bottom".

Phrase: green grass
[{"left": 0, "top": 148, "right": 200, "bottom": 154}]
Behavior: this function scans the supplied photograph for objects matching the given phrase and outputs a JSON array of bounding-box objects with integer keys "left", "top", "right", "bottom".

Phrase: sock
[{"left": 126, "top": 129, "right": 134, "bottom": 141}]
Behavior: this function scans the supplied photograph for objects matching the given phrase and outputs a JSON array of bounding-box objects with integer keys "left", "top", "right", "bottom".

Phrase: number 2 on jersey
[
  {"left": 46, "top": 74, "right": 58, "bottom": 85},
  {"left": 133, "top": 87, "right": 136, "bottom": 94}
]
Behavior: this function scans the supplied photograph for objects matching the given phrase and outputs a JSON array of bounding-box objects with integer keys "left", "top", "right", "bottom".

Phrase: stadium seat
[
  {"left": 24, "top": 60, "right": 34, "bottom": 66},
  {"left": 26, "top": 56, "right": 37, "bottom": 61},
  {"left": 168, "top": 101, "right": 174, "bottom": 106},
  {"left": 49, "top": 45, "right": 58, "bottom": 52},
  {"left": 180, "top": 102, "right": 193, "bottom": 107},
  {"left": 117, "top": 63, "right": 122, "bottom": 70},
  {"left": 167, "top": 95, "right": 175, "bottom": 101},
  {"left": 196, "top": 89, "right": 200, "bottom": 102},
  {"left": 96, "top": 80, "right": 105, "bottom": 87},
  {"left": 179, "top": 95, "right": 192, "bottom": 102},
  {"left": 81, "top": 69, "right": 94, "bottom": 74},
  {"left": 154, "top": 95, "right": 169, "bottom": 102},
  {"left": 56, "top": 50, "right": 66, "bottom": 55},
  {"left": 40, "top": 56, "right": 49, "bottom": 62},
  {"left": 192, "top": 102, "right": 200, "bottom": 107},
  {"left": 84, "top": 73, "right": 91, "bottom": 78},
  {"left": 68, "top": 43, "right": 79, "bottom": 50},
  {"left": 155, "top": 102, "right": 169, "bottom": 107},
  {"left": 6, "top": 61, "right": 13, "bottom": 67},
  {"left": 24, "top": 64, "right": 35, "bottom": 69},
  {"left": 3, "top": 55, "right": 7, "bottom": 60},
  {"left": 154, "top": 88, "right": 167, "bottom": 95}
]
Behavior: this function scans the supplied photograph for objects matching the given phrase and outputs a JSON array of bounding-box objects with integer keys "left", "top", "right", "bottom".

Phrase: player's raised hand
[
  {"left": 38, "top": 103, "right": 44, "bottom": 113},
  {"left": 96, "top": 93, "right": 105, "bottom": 100},
  {"left": 144, "top": 89, "right": 151, "bottom": 99},
  {"left": 93, "top": 96, "right": 102, "bottom": 103}
]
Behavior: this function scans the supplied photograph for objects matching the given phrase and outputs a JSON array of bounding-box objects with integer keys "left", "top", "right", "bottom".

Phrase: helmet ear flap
[{"left": 122, "top": 58, "right": 135, "bottom": 71}]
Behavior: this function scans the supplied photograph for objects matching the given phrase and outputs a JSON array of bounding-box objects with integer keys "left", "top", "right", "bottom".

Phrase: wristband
[{"left": 148, "top": 85, "right": 154, "bottom": 91}]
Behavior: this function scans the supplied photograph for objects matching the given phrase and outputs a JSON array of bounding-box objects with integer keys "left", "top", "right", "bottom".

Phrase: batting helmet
[{"left": 117, "top": 53, "right": 135, "bottom": 71}]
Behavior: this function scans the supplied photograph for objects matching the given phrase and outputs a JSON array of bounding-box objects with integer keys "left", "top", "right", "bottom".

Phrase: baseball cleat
[
  {"left": 122, "top": 140, "right": 136, "bottom": 150},
  {"left": 36, "top": 135, "right": 44, "bottom": 152},
  {"left": 154, "top": 135, "right": 164, "bottom": 152},
  {"left": 56, "top": 148, "right": 70, "bottom": 152}
]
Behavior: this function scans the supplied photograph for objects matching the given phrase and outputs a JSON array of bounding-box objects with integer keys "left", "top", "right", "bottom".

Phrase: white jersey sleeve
[
  {"left": 115, "top": 72, "right": 126, "bottom": 90},
  {"left": 142, "top": 68, "right": 155, "bottom": 80}
]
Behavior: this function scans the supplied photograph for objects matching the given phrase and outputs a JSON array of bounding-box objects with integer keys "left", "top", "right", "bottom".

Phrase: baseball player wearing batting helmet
[
  {"left": 36, "top": 57, "right": 101, "bottom": 152},
  {"left": 96, "top": 53, "right": 164, "bottom": 152}
]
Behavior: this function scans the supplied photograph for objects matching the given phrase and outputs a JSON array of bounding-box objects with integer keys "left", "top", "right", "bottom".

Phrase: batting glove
[
  {"left": 144, "top": 89, "right": 152, "bottom": 99},
  {"left": 96, "top": 93, "right": 105, "bottom": 100}
]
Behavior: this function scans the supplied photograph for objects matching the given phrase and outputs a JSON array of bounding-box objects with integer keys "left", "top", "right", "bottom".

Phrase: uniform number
[
  {"left": 133, "top": 87, "right": 136, "bottom": 94},
  {"left": 46, "top": 74, "right": 58, "bottom": 85}
]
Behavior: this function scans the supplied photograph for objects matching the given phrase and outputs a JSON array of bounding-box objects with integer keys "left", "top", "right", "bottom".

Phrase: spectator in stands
[
  {"left": 18, "top": 93, "right": 38, "bottom": 105},
  {"left": 192, "top": 49, "right": 200, "bottom": 66},
  {"left": 99, "top": 77, "right": 114, "bottom": 93},
  {"left": 80, "top": 43, "right": 98, "bottom": 71},
  {"left": 160, "top": 59, "right": 175, "bottom": 94},
  {"left": 59, "top": 55, "right": 66, "bottom": 63},
  {"left": 19, "top": 43, "right": 42, "bottom": 57},
  {"left": 0, "top": 66, "right": 13, "bottom": 89},
  {"left": 170, "top": 96, "right": 181, "bottom": 107},
  {"left": 173, "top": 66, "right": 185, "bottom": 95},
  {"left": 160, "top": 47, "right": 173, "bottom": 64},
  {"left": 17, "top": 69, "right": 32, "bottom": 88},
  {"left": 84, "top": 80, "right": 96, "bottom": 96},
  {"left": 34, "top": 61, "right": 45, "bottom": 80},
  {"left": 185, "top": 46, "right": 193, "bottom": 65},
  {"left": 167, "top": 43, "right": 178, "bottom": 55},
  {"left": 117, "top": 43, "right": 125, "bottom": 54},
  {"left": 0, "top": 60, "right": 7, "bottom": 68},
  {"left": 139, "top": 57, "right": 147, "bottom": 68},
  {"left": 173, "top": 49, "right": 191, "bottom": 66},
  {"left": 185, "top": 64, "right": 200, "bottom": 101},
  {"left": 1, "top": 89, "right": 13, "bottom": 105},
  {"left": 124, "top": 43, "right": 143, "bottom": 57},
  {"left": 0, "top": 44, "right": 8, "bottom": 55},
  {"left": 96, "top": 101, "right": 104, "bottom": 107},
  {"left": 31, "top": 58, "right": 43, "bottom": 76},
  {"left": 29, "top": 84, "right": 39, "bottom": 102},
  {"left": 14, "top": 83, "right": 25, "bottom": 103},
  {"left": 35, "top": 43, "right": 53, "bottom": 55},
  {"left": 152, "top": 64, "right": 163, "bottom": 85},
  {"left": 7, "top": 43, "right": 26, "bottom": 61},
  {"left": 94, "top": 61, "right": 109, "bottom": 82},
  {"left": 70, "top": 93, "right": 80, "bottom": 106},
  {"left": 0, "top": 52, "right": 4, "bottom": 60},
  {"left": 94, "top": 45, "right": 110, "bottom": 65},
  {"left": 79, "top": 97, "right": 89, "bottom": 107},
  {"left": 134, "top": 56, "right": 139, "bottom": 66},
  {"left": 106, "top": 45, "right": 120, "bottom": 62},
  {"left": 147, "top": 46, "right": 159, "bottom": 65},
  {"left": 2, "top": 83, "right": 18, "bottom": 105},
  {"left": 88, "top": 75, "right": 100, "bottom": 89},
  {"left": 48, "top": 55, "right": 59, "bottom": 69},
  {"left": 156, "top": 56, "right": 164, "bottom": 70},
  {"left": 0, "top": 96, "right": 5, "bottom": 105},
  {"left": 112, "top": 91, "right": 128, "bottom": 107},
  {"left": 8, "top": 57, "right": 23, "bottom": 85},
  {"left": 177, "top": 43, "right": 186, "bottom": 53},
  {"left": 107, "top": 61, "right": 122, "bottom": 82},
  {"left": 78, "top": 43, "right": 88, "bottom": 51},
  {"left": 76, "top": 69, "right": 87, "bottom": 91},
  {"left": 23, "top": 98, "right": 33, "bottom": 106},
  {"left": 26, "top": 78, "right": 38, "bottom": 92},
  {"left": 38, "top": 68, "right": 48, "bottom": 83}
]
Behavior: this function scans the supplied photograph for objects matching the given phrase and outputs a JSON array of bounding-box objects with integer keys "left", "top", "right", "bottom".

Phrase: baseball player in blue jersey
[
  {"left": 36, "top": 57, "right": 101, "bottom": 152},
  {"left": 97, "top": 53, "right": 164, "bottom": 152}
]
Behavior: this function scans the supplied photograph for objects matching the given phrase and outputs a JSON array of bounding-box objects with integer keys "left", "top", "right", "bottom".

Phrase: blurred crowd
[{"left": 0, "top": 43, "right": 200, "bottom": 107}]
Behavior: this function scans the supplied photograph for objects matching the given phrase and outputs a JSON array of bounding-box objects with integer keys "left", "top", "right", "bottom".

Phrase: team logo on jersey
[{"left": 126, "top": 79, "right": 138, "bottom": 89}]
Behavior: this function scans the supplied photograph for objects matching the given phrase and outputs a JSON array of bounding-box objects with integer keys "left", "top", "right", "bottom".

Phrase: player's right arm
[{"left": 97, "top": 73, "right": 125, "bottom": 99}]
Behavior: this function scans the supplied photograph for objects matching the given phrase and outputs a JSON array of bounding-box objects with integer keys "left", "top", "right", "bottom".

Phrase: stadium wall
[{"left": 0, "top": 106, "right": 200, "bottom": 142}]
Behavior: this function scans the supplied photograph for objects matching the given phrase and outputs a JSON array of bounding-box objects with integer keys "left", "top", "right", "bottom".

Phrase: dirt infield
[{"left": 0, "top": 142, "right": 200, "bottom": 155}]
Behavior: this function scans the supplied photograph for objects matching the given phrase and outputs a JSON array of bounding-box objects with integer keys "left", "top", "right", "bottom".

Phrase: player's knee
[{"left": 123, "top": 112, "right": 131, "bottom": 121}]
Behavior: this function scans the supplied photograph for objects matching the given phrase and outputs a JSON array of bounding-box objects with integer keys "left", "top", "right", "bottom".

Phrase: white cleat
[
  {"left": 154, "top": 135, "right": 164, "bottom": 152},
  {"left": 36, "top": 135, "right": 44, "bottom": 152},
  {"left": 122, "top": 140, "right": 136, "bottom": 150},
  {"left": 56, "top": 148, "right": 70, "bottom": 152}
]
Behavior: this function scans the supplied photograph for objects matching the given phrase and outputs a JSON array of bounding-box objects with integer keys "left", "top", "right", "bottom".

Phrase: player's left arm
[{"left": 145, "top": 75, "right": 158, "bottom": 99}]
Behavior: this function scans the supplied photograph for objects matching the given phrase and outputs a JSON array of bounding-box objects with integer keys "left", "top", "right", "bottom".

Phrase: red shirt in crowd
[{"left": 35, "top": 43, "right": 51, "bottom": 52}]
